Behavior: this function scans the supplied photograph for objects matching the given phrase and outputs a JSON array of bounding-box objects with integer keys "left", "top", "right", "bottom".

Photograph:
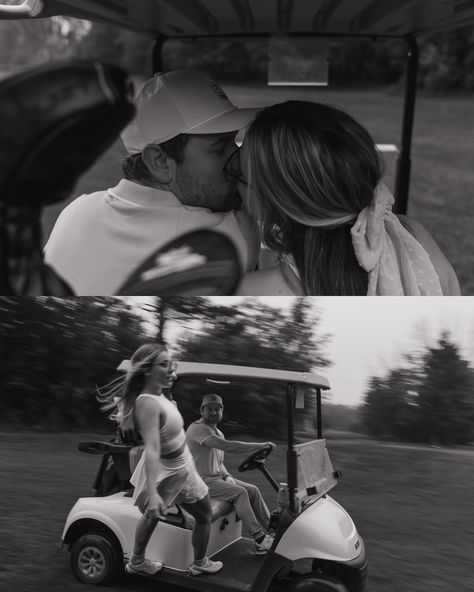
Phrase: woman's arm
[
  {"left": 236, "top": 267, "right": 298, "bottom": 295},
  {"left": 135, "top": 398, "right": 167, "bottom": 517}
]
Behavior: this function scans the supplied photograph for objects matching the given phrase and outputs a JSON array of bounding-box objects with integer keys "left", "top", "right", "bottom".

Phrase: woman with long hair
[
  {"left": 228, "top": 101, "right": 460, "bottom": 296},
  {"left": 98, "top": 342, "right": 223, "bottom": 577}
]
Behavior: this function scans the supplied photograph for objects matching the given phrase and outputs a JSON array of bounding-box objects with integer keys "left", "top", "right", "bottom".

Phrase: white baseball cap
[{"left": 121, "top": 70, "right": 261, "bottom": 155}]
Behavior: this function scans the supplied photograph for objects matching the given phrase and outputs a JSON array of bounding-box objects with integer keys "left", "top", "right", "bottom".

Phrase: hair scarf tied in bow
[{"left": 350, "top": 184, "right": 443, "bottom": 295}]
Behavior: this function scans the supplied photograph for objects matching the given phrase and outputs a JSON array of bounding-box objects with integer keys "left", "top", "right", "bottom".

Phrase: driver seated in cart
[{"left": 186, "top": 393, "right": 276, "bottom": 554}]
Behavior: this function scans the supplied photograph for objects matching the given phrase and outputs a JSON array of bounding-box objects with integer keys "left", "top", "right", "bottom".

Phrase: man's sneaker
[
  {"left": 126, "top": 558, "right": 163, "bottom": 575},
  {"left": 255, "top": 533, "right": 275, "bottom": 555},
  {"left": 189, "top": 557, "right": 223, "bottom": 576}
]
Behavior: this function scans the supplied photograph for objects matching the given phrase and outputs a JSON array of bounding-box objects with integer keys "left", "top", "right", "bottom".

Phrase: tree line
[
  {"left": 361, "top": 335, "right": 474, "bottom": 445},
  {"left": 1, "top": 15, "right": 473, "bottom": 91},
  {"left": 0, "top": 297, "right": 329, "bottom": 439},
  {"left": 1, "top": 297, "right": 472, "bottom": 445}
]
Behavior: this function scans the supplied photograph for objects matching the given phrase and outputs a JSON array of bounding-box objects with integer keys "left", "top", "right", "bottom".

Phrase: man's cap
[
  {"left": 121, "top": 70, "right": 261, "bottom": 155},
  {"left": 201, "top": 394, "right": 224, "bottom": 409}
]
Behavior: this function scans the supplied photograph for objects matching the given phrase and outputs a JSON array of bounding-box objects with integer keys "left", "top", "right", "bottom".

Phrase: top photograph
[{"left": 0, "top": 0, "right": 473, "bottom": 296}]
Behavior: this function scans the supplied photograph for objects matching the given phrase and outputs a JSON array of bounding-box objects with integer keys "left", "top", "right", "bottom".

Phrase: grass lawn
[
  {"left": 41, "top": 86, "right": 474, "bottom": 295},
  {"left": 1, "top": 431, "right": 473, "bottom": 592}
]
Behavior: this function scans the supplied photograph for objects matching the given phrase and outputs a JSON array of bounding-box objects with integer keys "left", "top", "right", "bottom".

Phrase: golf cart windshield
[{"left": 295, "top": 439, "right": 338, "bottom": 507}]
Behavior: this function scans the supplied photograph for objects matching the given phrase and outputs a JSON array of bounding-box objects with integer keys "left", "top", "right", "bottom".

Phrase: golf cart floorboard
[{"left": 140, "top": 538, "right": 270, "bottom": 592}]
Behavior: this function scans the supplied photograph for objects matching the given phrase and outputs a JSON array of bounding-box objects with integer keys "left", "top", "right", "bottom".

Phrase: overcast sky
[{"left": 198, "top": 296, "right": 474, "bottom": 407}]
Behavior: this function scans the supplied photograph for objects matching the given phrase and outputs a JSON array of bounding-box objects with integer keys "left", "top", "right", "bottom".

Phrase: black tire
[
  {"left": 288, "top": 573, "right": 349, "bottom": 592},
  {"left": 70, "top": 533, "right": 123, "bottom": 586}
]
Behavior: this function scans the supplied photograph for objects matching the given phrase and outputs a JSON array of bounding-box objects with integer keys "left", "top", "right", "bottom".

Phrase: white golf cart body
[
  {"left": 61, "top": 362, "right": 366, "bottom": 591},
  {"left": 63, "top": 491, "right": 242, "bottom": 571}
]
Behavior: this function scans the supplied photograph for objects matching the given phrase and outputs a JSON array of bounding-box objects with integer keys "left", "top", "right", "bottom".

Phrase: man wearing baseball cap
[
  {"left": 44, "top": 70, "right": 261, "bottom": 295},
  {"left": 186, "top": 394, "right": 276, "bottom": 555}
]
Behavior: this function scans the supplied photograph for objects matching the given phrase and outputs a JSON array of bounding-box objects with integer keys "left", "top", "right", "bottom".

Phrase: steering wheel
[{"left": 238, "top": 444, "right": 274, "bottom": 473}]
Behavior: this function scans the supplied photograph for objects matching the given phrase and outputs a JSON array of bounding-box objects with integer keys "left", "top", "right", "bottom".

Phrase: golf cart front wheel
[
  {"left": 288, "top": 573, "right": 349, "bottom": 592},
  {"left": 70, "top": 533, "right": 123, "bottom": 585}
]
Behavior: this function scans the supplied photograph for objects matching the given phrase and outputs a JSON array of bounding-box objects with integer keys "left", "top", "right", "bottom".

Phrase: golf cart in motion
[{"left": 61, "top": 362, "right": 366, "bottom": 592}]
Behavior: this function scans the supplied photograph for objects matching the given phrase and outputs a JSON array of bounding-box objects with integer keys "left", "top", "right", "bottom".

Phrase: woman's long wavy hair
[
  {"left": 97, "top": 342, "right": 168, "bottom": 433},
  {"left": 244, "top": 101, "right": 384, "bottom": 295}
]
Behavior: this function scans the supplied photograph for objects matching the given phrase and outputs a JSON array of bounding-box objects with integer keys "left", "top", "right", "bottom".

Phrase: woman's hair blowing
[{"left": 97, "top": 342, "right": 168, "bottom": 432}]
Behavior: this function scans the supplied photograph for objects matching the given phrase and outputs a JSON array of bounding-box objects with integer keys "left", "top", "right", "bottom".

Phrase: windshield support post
[
  {"left": 394, "top": 34, "right": 419, "bottom": 214},
  {"left": 316, "top": 388, "right": 322, "bottom": 439},
  {"left": 286, "top": 383, "right": 297, "bottom": 514},
  {"left": 152, "top": 36, "right": 167, "bottom": 74}
]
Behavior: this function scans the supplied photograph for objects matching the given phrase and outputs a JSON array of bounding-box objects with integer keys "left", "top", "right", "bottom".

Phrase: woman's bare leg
[
  {"left": 181, "top": 494, "right": 212, "bottom": 561},
  {"left": 132, "top": 513, "right": 159, "bottom": 556}
]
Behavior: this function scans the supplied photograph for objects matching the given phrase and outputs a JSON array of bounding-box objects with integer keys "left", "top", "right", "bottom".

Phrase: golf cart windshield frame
[{"left": 174, "top": 361, "right": 330, "bottom": 516}]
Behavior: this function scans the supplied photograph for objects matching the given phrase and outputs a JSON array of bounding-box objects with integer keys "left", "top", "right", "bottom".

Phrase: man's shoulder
[
  {"left": 186, "top": 419, "right": 210, "bottom": 433},
  {"left": 55, "top": 188, "right": 111, "bottom": 220}
]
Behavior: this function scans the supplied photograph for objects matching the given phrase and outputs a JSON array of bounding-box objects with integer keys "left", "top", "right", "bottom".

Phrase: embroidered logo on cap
[{"left": 209, "top": 79, "right": 229, "bottom": 100}]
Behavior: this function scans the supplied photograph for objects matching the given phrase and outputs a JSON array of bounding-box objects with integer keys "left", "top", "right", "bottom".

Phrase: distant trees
[
  {"left": 169, "top": 298, "right": 330, "bottom": 438},
  {"left": 0, "top": 15, "right": 473, "bottom": 91},
  {"left": 0, "top": 297, "right": 331, "bottom": 438},
  {"left": 0, "top": 297, "right": 149, "bottom": 430},
  {"left": 0, "top": 15, "right": 154, "bottom": 76},
  {"left": 362, "top": 334, "right": 474, "bottom": 445}
]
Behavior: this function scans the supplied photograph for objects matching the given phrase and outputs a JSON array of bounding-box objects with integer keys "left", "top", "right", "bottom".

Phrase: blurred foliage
[
  {"left": 169, "top": 298, "right": 330, "bottom": 438},
  {"left": 1, "top": 15, "right": 474, "bottom": 91},
  {"left": 0, "top": 16, "right": 154, "bottom": 76},
  {"left": 361, "top": 334, "right": 474, "bottom": 445},
  {"left": 0, "top": 297, "right": 331, "bottom": 438},
  {"left": 0, "top": 297, "right": 150, "bottom": 430}
]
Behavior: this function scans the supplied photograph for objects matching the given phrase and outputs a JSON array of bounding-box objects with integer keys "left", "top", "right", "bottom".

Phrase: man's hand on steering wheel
[{"left": 238, "top": 442, "right": 276, "bottom": 473}]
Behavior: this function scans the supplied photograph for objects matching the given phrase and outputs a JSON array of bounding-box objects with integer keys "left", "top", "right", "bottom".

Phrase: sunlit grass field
[
  {"left": 1, "top": 431, "right": 473, "bottom": 592},
  {"left": 41, "top": 86, "right": 474, "bottom": 294}
]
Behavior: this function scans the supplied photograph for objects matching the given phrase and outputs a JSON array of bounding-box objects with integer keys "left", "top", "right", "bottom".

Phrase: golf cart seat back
[{"left": 78, "top": 441, "right": 234, "bottom": 525}]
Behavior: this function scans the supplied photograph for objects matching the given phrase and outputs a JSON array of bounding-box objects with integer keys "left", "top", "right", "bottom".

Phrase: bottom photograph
[{"left": 0, "top": 296, "right": 473, "bottom": 592}]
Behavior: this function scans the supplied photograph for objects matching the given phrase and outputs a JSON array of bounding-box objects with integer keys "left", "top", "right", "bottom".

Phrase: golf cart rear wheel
[
  {"left": 288, "top": 573, "right": 349, "bottom": 592},
  {"left": 70, "top": 533, "right": 122, "bottom": 585}
]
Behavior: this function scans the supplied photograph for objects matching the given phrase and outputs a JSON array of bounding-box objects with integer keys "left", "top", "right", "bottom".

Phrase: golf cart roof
[
  {"left": 5, "top": 0, "right": 474, "bottom": 39},
  {"left": 117, "top": 359, "right": 331, "bottom": 389}
]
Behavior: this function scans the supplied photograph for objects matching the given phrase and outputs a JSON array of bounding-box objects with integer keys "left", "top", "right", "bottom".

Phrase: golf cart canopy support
[{"left": 5, "top": 0, "right": 474, "bottom": 212}]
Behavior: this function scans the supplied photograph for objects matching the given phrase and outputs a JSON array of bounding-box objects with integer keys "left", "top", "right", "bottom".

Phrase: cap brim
[
  {"left": 121, "top": 106, "right": 262, "bottom": 154},
  {"left": 184, "top": 107, "right": 261, "bottom": 136}
]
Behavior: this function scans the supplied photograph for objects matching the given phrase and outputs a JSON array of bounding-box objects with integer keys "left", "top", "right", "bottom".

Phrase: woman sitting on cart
[{"left": 99, "top": 342, "right": 223, "bottom": 577}]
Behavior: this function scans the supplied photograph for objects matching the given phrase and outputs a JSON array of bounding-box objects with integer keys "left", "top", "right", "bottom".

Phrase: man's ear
[{"left": 142, "top": 144, "right": 177, "bottom": 184}]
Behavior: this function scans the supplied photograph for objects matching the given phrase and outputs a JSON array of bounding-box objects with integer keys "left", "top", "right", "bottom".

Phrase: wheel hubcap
[{"left": 78, "top": 546, "right": 106, "bottom": 579}]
